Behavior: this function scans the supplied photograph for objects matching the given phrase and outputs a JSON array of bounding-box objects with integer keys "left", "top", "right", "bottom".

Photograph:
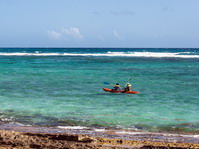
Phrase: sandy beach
[{"left": 0, "top": 123, "right": 199, "bottom": 149}]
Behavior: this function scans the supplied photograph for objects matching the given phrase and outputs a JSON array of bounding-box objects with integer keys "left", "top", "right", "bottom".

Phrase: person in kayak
[
  {"left": 113, "top": 83, "right": 121, "bottom": 91},
  {"left": 124, "top": 83, "right": 132, "bottom": 91}
]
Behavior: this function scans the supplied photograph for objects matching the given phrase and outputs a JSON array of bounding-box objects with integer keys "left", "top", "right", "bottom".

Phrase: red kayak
[{"left": 103, "top": 88, "right": 139, "bottom": 94}]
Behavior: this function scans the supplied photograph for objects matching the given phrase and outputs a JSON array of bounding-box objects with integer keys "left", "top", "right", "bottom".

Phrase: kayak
[{"left": 103, "top": 88, "right": 139, "bottom": 94}]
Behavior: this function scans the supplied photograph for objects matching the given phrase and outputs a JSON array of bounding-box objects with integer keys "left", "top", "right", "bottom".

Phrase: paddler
[
  {"left": 124, "top": 83, "right": 132, "bottom": 91},
  {"left": 113, "top": 83, "right": 121, "bottom": 91}
]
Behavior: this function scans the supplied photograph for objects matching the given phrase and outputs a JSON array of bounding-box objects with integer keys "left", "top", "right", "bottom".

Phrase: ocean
[{"left": 0, "top": 48, "right": 198, "bottom": 133}]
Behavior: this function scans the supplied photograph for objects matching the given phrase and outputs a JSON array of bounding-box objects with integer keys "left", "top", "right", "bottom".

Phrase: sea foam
[{"left": 0, "top": 51, "right": 198, "bottom": 58}]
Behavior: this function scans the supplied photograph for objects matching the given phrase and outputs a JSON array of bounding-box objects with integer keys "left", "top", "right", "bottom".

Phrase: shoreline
[{"left": 0, "top": 123, "right": 199, "bottom": 148}]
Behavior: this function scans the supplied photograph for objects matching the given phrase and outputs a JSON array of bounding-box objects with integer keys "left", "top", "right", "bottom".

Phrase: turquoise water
[{"left": 0, "top": 48, "right": 199, "bottom": 132}]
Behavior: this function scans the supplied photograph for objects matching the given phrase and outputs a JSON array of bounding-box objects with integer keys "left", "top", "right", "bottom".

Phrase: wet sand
[{"left": 0, "top": 123, "right": 199, "bottom": 148}]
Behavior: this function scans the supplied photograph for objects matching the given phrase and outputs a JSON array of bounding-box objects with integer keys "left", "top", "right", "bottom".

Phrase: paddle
[
  {"left": 103, "top": 82, "right": 110, "bottom": 85},
  {"left": 104, "top": 78, "right": 132, "bottom": 86},
  {"left": 126, "top": 77, "right": 132, "bottom": 84}
]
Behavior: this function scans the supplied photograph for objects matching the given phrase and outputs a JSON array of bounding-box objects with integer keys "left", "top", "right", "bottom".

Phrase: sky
[{"left": 0, "top": 0, "right": 199, "bottom": 48}]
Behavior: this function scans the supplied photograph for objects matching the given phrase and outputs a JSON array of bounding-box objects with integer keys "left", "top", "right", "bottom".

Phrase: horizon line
[{"left": 0, "top": 47, "right": 198, "bottom": 49}]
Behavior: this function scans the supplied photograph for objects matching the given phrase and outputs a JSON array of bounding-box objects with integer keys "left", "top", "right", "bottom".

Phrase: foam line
[{"left": 0, "top": 52, "right": 198, "bottom": 58}]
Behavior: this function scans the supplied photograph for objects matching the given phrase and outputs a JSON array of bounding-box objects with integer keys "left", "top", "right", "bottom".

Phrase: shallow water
[{"left": 0, "top": 48, "right": 199, "bottom": 132}]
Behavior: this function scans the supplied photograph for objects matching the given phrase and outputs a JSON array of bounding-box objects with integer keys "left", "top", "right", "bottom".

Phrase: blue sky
[{"left": 0, "top": 0, "right": 199, "bottom": 48}]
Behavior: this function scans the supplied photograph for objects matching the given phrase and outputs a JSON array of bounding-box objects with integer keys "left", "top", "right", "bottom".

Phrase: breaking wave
[{"left": 0, "top": 51, "right": 198, "bottom": 58}]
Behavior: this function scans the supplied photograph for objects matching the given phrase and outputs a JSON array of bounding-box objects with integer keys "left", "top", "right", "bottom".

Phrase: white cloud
[
  {"left": 47, "top": 27, "right": 83, "bottom": 40},
  {"left": 62, "top": 27, "right": 83, "bottom": 39},
  {"left": 113, "top": 30, "right": 124, "bottom": 40},
  {"left": 47, "top": 30, "right": 62, "bottom": 40}
]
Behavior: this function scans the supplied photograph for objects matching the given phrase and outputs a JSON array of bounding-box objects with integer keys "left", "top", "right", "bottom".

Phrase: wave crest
[{"left": 0, "top": 51, "right": 198, "bottom": 58}]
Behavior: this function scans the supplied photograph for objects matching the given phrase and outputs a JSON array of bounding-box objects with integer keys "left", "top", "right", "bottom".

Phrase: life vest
[{"left": 114, "top": 85, "right": 120, "bottom": 87}]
